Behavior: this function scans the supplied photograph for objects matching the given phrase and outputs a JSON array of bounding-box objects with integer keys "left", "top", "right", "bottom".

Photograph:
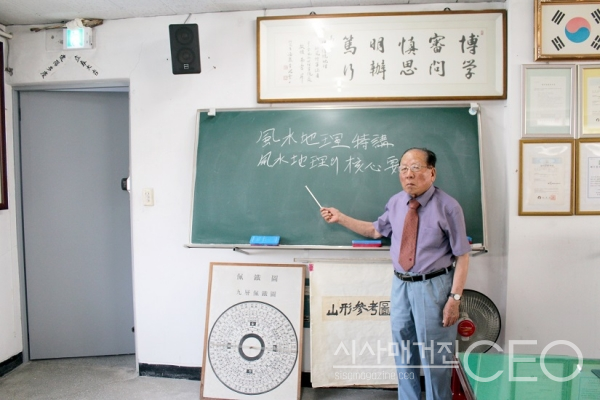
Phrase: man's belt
[{"left": 394, "top": 266, "right": 454, "bottom": 282}]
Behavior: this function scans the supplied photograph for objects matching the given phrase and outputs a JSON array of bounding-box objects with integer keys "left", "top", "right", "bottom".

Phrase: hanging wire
[{"left": 2, "top": 37, "right": 13, "bottom": 76}]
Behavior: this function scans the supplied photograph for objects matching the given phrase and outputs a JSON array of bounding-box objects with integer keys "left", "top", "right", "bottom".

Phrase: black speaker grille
[
  {"left": 178, "top": 49, "right": 195, "bottom": 64},
  {"left": 175, "top": 27, "right": 194, "bottom": 45},
  {"left": 168, "top": 24, "right": 201, "bottom": 75}
]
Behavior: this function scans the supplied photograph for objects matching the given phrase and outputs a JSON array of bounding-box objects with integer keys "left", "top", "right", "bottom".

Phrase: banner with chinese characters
[
  {"left": 309, "top": 262, "right": 397, "bottom": 388},
  {"left": 38, "top": 54, "right": 101, "bottom": 80},
  {"left": 257, "top": 10, "right": 506, "bottom": 102}
]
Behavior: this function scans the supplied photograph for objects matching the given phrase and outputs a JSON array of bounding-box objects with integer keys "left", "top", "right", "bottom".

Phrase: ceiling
[{"left": 0, "top": 0, "right": 503, "bottom": 27}]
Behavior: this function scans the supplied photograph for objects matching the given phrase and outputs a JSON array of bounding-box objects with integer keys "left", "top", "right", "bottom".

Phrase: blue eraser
[
  {"left": 352, "top": 240, "right": 382, "bottom": 247},
  {"left": 250, "top": 236, "right": 280, "bottom": 246}
]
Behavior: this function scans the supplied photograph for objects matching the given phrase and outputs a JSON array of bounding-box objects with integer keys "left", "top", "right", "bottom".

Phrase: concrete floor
[{"left": 0, "top": 355, "right": 405, "bottom": 400}]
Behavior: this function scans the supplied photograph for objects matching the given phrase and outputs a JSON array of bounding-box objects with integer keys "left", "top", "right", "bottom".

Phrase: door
[{"left": 20, "top": 90, "right": 134, "bottom": 359}]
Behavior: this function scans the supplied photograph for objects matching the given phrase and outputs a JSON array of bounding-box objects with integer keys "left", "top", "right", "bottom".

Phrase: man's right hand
[
  {"left": 320, "top": 207, "right": 382, "bottom": 239},
  {"left": 320, "top": 207, "right": 341, "bottom": 223}
]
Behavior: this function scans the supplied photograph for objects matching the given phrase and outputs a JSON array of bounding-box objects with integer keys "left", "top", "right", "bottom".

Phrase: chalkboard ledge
[
  {"left": 184, "top": 244, "right": 487, "bottom": 255},
  {"left": 184, "top": 244, "right": 390, "bottom": 251}
]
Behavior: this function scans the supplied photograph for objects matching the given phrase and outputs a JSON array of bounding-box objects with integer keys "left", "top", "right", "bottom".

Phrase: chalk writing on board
[
  {"left": 256, "top": 128, "right": 397, "bottom": 175},
  {"left": 278, "top": 28, "right": 483, "bottom": 87}
]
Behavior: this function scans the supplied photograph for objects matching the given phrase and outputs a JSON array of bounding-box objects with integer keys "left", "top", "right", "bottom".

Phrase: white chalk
[{"left": 305, "top": 186, "right": 323, "bottom": 209}]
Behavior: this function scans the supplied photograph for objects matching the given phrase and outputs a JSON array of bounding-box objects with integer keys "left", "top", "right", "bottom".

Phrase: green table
[{"left": 454, "top": 352, "right": 600, "bottom": 400}]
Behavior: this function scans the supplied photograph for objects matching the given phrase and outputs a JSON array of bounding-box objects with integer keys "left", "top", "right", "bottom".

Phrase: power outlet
[{"left": 143, "top": 188, "right": 154, "bottom": 206}]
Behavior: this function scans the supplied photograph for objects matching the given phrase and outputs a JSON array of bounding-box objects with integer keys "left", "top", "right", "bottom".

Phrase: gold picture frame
[
  {"left": 519, "top": 139, "right": 575, "bottom": 216},
  {"left": 257, "top": 10, "right": 507, "bottom": 103},
  {"left": 535, "top": 0, "right": 600, "bottom": 61},
  {"left": 576, "top": 138, "right": 600, "bottom": 214},
  {"left": 578, "top": 64, "right": 600, "bottom": 137},
  {"left": 0, "top": 42, "right": 8, "bottom": 210}
]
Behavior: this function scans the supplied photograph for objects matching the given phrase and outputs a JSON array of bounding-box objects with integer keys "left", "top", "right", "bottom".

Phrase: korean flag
[{"left": 540, "top": 3, "right": 600, "bottom": 57}]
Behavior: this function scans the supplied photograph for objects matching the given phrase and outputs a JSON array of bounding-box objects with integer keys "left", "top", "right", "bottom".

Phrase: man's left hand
[{"left": 442, "top": 298, "right": 460, "bottom": 327}]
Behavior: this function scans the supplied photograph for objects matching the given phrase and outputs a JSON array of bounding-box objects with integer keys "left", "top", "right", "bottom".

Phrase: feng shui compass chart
[
  {"left": 207, "top": 301, "right": 299, "bottom": 395},
  {"left": 201, "top": 263, "right": 305, "bottom": 400}
]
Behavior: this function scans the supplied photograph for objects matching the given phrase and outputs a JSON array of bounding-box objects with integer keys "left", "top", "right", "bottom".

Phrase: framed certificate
[
  {"left": 519, "top": 139, "right": 575, "bottom": 216},
  {"left": 535, "top": 0, "right": 600, "bottom": 61},
  {"left": 522, "top": 64, "right": 575, "bottom": 137},
  {"left": 257, "top": 10, "right": 506, "bottom": 102},
  {"left": 578, "top": 65, "right": 600, "bottom": 136},
  {"left": 576, "top": 138, "right": 600, "bottom": 214}
]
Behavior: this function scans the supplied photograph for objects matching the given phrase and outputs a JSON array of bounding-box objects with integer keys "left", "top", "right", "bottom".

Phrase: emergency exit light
[{"left": 63, "top": 27, "right": 93, "bottom": 50}]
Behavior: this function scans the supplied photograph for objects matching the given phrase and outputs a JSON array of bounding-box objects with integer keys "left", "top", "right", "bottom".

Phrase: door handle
[{"left": 121, "top": 177, "right": 130, "bottom": 192}]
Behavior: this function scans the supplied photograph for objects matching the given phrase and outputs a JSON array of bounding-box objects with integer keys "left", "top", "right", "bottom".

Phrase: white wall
[
  {"left": 0, "top": 34, "right": 23, "bottom": 363},
  {"left": 1, "top": 0, "right": 594, "bottom": 369},
  {"left": 505, "top": 0, "right": 600, "bottom": 357}
]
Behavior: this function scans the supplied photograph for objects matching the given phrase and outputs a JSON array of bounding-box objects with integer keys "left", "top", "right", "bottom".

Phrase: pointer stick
[{"left": 305, "top": 186, "right": 323, "bottom": 209}]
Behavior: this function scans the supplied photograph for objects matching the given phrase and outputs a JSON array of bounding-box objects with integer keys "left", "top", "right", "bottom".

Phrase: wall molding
[
  {"left": 137, "top": 363, "right": 422, "bottom": 392},
  {"left": 139, "top": 363, "right": 201, "bottom": 381},
  {"left": 0, "top": 352, "right": 23, "bottom": 378},
  {"left": 139, "top": 364, "right": 313, "bottom": 387}
]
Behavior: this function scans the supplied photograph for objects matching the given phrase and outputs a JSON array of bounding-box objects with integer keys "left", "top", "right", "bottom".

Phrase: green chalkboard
[{"left": 191, "top": 107, "right": 484, "bottom": 247}]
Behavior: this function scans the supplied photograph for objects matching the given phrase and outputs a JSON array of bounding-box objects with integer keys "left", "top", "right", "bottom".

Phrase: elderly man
[{"left": 320, "top": 147, "right": 470, "bottom": 400}]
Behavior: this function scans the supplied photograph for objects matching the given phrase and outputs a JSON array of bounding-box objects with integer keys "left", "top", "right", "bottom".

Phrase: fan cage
[{"left": 457, "top": 289, "right": 501, "bottom": 353}]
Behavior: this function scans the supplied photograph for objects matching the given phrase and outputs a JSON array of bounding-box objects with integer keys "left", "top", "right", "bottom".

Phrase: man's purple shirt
[{"left": 373, "top": 185, "right": 471, "bottom": 275}]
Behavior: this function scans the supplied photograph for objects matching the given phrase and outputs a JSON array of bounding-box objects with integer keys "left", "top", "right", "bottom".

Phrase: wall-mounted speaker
[{"left": 168, "top": 24, "right": 201, "bottom": 75}]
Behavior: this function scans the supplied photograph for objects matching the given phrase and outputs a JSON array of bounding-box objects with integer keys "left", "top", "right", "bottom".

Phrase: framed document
[
  {"left": 522, "top": 64, "right": 575, "bottom": 137},
  {"left": 535, "top": 0, "right": 600, "bottom": 61},
  {"left": 257, "top": 10, "right": 507, "bottom": 102},
  {"left": 0, "top": 43, "right": 8, "bottom": 210},
  {"left": 519, "top": 139, "right": 574, "bottom": 216},
  {"left": 576, "top": 138, "right": 600, "bottom": 214},
  {"left": 578, "top": 65, "right": 600, "bottom": 137},
  {"left": 200, "top": 262, "right": 305, "bottom": 400}
]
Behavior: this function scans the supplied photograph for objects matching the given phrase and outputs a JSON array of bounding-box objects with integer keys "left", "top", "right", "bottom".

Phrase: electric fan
[{"left": 456, "top": 289, "right": 501, "bottom": 353}]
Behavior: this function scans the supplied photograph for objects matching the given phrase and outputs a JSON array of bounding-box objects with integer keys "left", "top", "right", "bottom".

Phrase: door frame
[{"left": 11, "top": 82, "right": 134, "bottom": 363}]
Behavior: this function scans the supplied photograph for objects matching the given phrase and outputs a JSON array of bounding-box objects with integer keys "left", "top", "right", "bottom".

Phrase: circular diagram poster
[{"left": 201, "top": 263, "right": 305, "bottom": 400}]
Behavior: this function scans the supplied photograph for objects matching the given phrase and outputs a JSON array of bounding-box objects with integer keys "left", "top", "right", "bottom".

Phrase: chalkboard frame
[{"left": 188, "top": 105, "right": 487, "bottom": 252}]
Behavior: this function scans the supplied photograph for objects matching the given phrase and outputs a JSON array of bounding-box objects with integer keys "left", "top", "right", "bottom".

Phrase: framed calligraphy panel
[
  {"left": 519, "top": 139, "right": 575, "bottom": 216},
  {"left": 535, "top": 0, "right": 600, "bottom": 61},
  {"left": 1, "top": 43, "right": 8, "bottom": 210},
  {"left": 257, "top": 10, "right": 506, "bottom": 103}
]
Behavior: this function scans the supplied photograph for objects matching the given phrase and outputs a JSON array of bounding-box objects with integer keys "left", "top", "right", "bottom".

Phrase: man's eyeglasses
[{"left": 398, "top": 164, "right": 432, "bottom": 174}]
